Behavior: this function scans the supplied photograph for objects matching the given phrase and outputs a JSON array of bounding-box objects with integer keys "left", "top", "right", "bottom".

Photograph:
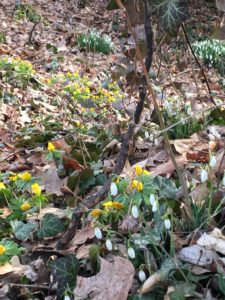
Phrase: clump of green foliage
[
  {"left": 161, "top": 98, "right": 203, "bottom": 139},
  {"left": 48, "top": 72, "right": 122, "bottom": 106},
  {"left": 193, "top": 39, "right": 225, "bottom": 75},
  {"left": 0, "top": 33, "right": 6, "bottom": 44},
  {"left": 77, "top": 31, "right": 113, "bottom": 54},
  {"left": 14, "top": 3, "right": 42, "bottom": 22},
  {"left": 0, "top": 56, "right": 34, "bottom": 88}
]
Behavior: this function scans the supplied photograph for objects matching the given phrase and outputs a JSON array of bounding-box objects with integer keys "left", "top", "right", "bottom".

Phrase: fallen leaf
[{"left": 74, "top": 256, "right": 134, "bottom": 300}]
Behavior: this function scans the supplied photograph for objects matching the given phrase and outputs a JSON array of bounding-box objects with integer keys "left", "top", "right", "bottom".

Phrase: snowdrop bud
[
  {"left": 138, "top": 270, "right": 146, "bottom": 282},
  {"left": 106, "top": 239, "right": 113, "bottom": 251},
  {"left": 131, "top": 205, "right": 139, "bottom": 219},
  {"left": 94, "top": 227, "right": 102, "bottom": 240},
  {"left": 149, "top": 194, "right": 156, "bottom": 205},
  {"left": 110, "top": 182, "right": 118, "bottom": 196},
  {"left": 64, "top": 296, "right": 70, "bottom": 300},
  {"left": 164, "top": 219, "right": 171, "bottom": 230},
  {"left": 152, "top": 201, "right": 158, "bottom": 212},
  {"left": 128, "top": 247, "right": 135, "bottom": 259},
  {"left": 209, "top": 156, "right": 217, "bottom": 168},
  {"left": 200, "top": 169, "right": 208, "bottom": 182}
]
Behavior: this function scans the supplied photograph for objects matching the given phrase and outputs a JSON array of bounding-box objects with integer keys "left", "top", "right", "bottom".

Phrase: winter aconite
[
  {"left": 31, "top": 183, "right": 41, "bottom": 196},
  {"left": 18, "top": 172, "right": 31, "bottom": 181},
  {"left": 0, "top": 182, "right": 6, "bottom": 190},
  {"left": 20, "top": 202, "right": 31, "bottom": 211},
  {"left": 0, "top": 245, "right": 6, "bottom": 256},
  {"left": 131, "top": 180, "right": 143, "bottom": 192},
  {"left": 47, "top": 142, "right": 55, "bottom": 152}
]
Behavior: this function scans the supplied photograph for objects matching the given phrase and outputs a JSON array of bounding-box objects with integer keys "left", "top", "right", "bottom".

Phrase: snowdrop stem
[{"left": 207, "top": 181, "right": 213, "bottom": 222}]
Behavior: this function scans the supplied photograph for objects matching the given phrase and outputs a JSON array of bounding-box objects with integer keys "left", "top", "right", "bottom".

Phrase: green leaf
[
  {"left": 49, "top": 255, "right": 78, "bottom": 299},
  {"left": 37, "top": 213, "right": 65, "bottom": 239},
  {"left": 10, "top": 220, "right": 37, "bottom": 241},
  {"left": 153, "top": 176, "right": 179, "bottom": 199}
]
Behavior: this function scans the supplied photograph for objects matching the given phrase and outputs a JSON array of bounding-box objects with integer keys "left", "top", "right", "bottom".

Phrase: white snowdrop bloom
[
  {"left": 200, "top": 169, "right": 208, "bottom": 182},
  {"left": 138, "top": 270, "right": 146, "bottom": 282},
  {"left": 131, "top": 205, "right": 139, "bottom": 219},
  {"left": 209, "top": 156, "right": 217, "bottom": 168},
  {"left": 149, "top": 194, "right": 156, "bottom": 205},
  {"left": 110, "top": 182, "right": 118, "bottom": 196},
  {"left": 106, "top": 239, "right": 113, "bottom": 251},
  {"left": 94, "top": 227, "right": 102, "bottom": 240},
  {"left": 128, "top": 247, "right": 135, "bottom": 259},
  {"left": 164, "top": 219, "right": 171, "bottom": 230},
  {"left": 152, "top": 201, "right": 158, "bottom": 212},
  {"left": 64, "top": 296, "right": 70, "bottom": 300}
]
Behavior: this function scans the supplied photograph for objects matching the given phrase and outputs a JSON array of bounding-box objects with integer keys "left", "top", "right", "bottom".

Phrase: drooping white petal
[
  {"left": 209, "top": 156, "right": 217, "bottom": 168},
  {"left": 222, "top": 175, "right": 225, "bottom": 186},
  {"left": 128, "top": 247, "right": 135, "bottom": 259},
  {"left": 131, "top": 205, "right": 139, "bottom": 219},
  {"left": 152, "top": 201, "right": 158, "bottom": 212},
  {"left": 200, "top": 169, "right": 208, "bottom": 182},
  {"left": 164, "top": 219, "right": 171, "bottom": 230},
  {"left": 110, "top": 182, "right": 118, "bottom": 196},
  {"left": 138, "top": 270, "right": 146, "bottom": 282},
  {"left": 149, "top": 194, "right": 156, "bottom": 205},
  {"left": 94, "top": 227, "right": 102, "bottom": 240},
  {"left": 106, "top": 239, "right": 113, "bottom": 251}
]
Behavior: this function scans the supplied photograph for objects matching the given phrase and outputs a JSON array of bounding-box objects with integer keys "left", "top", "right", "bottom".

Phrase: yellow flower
[
  {"left": 90, "top": 108, "right": 94, "bottom": 112},
  {"left": 31, "top": 183, "right": 41, "bottom": 196},
  {"left": 0, "top": 182, "right": 6, "bottom": 190},
  {"left": 48, "top": 142, "right": 55, "bottom": 152},
  {"left": 132, "top": 180, "right": 143, "bottom": 192},
  {"left": 74, "top": 120, "right": 81, "bottom": 127},
  {"left": 0, "top": 245, "right": 6, "bottom": 255},
  {"left": 103, "top": 201, "right": 114, "bottom": 210},
  {"left": 90, "top": 209, "right": 102, "bottom": 218},
  {"left": 18, "top": 172, "right": 31, "bottom": 181},
  {"left": 135, "top": 165, "right": 143, "bottom": 176},
  {"left": 112, "top": 202, "right": 124, "bottom": 210},
  {"left": 9, "top": 174, "right": 18, "bottom": 181},
  {"left": 115, "top": 177, "right": 120, "bottom": 185},
  {"left": 20, "top": 202, "right": 31, "bottom": 211},
  {"left": 143, "top": 170, "right": 150, "bottom": 175}
]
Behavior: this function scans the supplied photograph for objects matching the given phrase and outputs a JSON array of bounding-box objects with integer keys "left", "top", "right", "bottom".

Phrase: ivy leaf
[
  {"left": 37, "top": 213, "right": 65, "bottom": 239},
  {"left": 152, "top": 0, "right": 189, "bottom": 34},
  {"left": 10, "top": 220, "right": 37, "bottom": 241},
  {"left": 153, "top": 176, "right": 179, "bottom": 199},
  {"left": 49, "top": 255, "right": 78, "bottom": 299}
]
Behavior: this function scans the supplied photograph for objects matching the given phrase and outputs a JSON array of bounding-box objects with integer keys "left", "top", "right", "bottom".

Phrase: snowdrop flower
[
  {"left": 94, "top": 227, "right": 102, "bottom": 240},
  {"left": 110, "top": 182, "right": 118, "bottom": 196},
  {"left": 164, "top": 219, "right": 171, "bottom": 230},
  {"left": 138, "top": 270, "right": 146, "bottom": 282},
  {"left": 209, "top": 155, "right": 217, "bottom": 168},
  {"left": 106, "top": 239, "right": 113, "bottom": 251},
  {"left": 64, "top": 296, "right": 70, "bottom": 300},
  {"left": 131, "top": 205, "right": 139, "bottom": 219},
  {"left": 222, "top": 173, "right": 225, "bottom": 186},
  {"left": 128, "top": 247, "right": 135, "bottom": 259},
  {"left": 152, "top": 201, "right": 158, "bottom": 212},
  {"left": 200, "top": 169, "right": 208, "bottom": 182},
  {"left": 149, "top": 194, "right": 156, "bottom": 205}
]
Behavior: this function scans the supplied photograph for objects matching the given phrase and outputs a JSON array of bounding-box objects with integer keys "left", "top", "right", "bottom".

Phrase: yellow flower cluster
[
  {"left": 132, "top": 180, "right": 143, "bottom": 192},
  {"left": 90, "top": 201, "right": 124, "bottom": 218},
  {"left": 135, "top": 165, "right": 150, "bottom": 176},
  {"left": 0, "top": 244, "right": 6, "bottom": 255}
]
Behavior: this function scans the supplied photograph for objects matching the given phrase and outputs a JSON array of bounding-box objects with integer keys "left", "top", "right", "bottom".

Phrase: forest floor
[{"left": 0, "top": 0, "right": 225, "bottom": 299}]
